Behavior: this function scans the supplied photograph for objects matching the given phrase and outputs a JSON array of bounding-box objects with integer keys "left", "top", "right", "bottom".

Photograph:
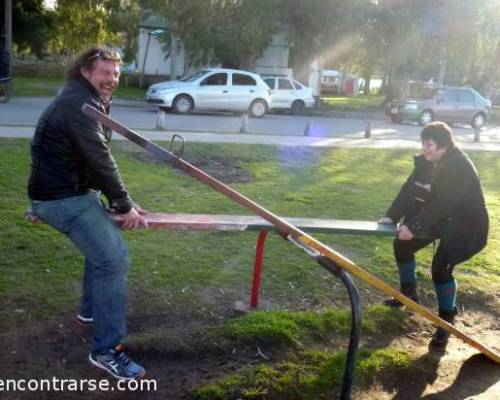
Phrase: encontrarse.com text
[{"left": 0, "top": 377, "right": 157, "bottom": 392}]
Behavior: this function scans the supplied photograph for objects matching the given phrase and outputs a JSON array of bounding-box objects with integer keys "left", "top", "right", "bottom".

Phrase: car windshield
[{"left": 179, "top": 70, "right": 210, "bottom": 82}]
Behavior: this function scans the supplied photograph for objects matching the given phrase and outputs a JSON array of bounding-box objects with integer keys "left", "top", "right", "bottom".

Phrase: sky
[{"left": 44, "top": 0, "right": 57, "bottom": 10}]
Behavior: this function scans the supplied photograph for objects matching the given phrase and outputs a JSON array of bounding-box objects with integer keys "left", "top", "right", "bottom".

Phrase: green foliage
[
  {"left": 192, "top": 347, "right": 412, "bottom": 399},
  {"left": 321, "top": 95, "right": 385, "bottom": 110},
  {"left": 285, "top": 0, "right": 365, "bottom": 81},
  {"left": 150, "top": 0, "right": 281, "bottom": 68},
  {"left": 128, "top": 305, "right": 405, "bottom": 358},
  {"left": 202, "top": 305, "right": 405, "bottom": 348},
  {"left": 49, "top": 0, "right": 120, "bottom": 55},
  {"left": 11, "top": 0, "right": 54, "bottom": 58},
  {"left": 210, "top": 308, "right": 352, "bottom": 346},
  {"left": 9, "top": 0, "right": 500, "bottom": 94}
]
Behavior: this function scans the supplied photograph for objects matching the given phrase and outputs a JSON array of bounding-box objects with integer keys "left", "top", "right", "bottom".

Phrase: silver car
[
  {"left": 262, "top": 77, "right": 316, "bottom": 115},
  {"left": 146, "top": 68, "right": 272, "bottom": 117},
  {"left": 387, "top": 86, "right": 491, "bottom": 128}
]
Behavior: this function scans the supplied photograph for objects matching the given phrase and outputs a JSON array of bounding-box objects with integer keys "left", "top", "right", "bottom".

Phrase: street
[{"left": 1, "top": 96, "right": 500, "bottom": 146}]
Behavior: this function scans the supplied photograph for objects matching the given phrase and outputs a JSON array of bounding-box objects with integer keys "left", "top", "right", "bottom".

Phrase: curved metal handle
[{"left": 169, "top": 134, "right": 185, "bottom": 157}]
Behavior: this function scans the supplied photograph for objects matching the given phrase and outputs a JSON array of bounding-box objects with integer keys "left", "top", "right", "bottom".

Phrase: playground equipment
[{"left": 82, "top": 103, "right": 500, "bottom": 399}]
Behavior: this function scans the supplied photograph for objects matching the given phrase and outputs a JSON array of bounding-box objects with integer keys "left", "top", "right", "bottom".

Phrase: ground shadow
[
  {"left": 384, "top": 350, "right": 499, "bottom": 400},
  {"left": 421, "top": 353, "right": 500, "bottom": 400},
  {"left": 389, "top": 348, "right": 446, "bottom": 400}
]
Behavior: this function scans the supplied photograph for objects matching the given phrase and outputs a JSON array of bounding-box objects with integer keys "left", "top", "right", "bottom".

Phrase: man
[
  {"left": 28, "top": 46, "right": 148, "bottom": 379},
  {"left": 379, "top": 122, "right": 488, "bottom": 347}
]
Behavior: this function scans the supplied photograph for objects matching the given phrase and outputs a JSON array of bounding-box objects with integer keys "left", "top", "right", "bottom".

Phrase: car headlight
[
  {"left": 404, "top": 104, "right": 418, "bottom": 110},
  {"left": 157, "top": 88, "right": 173, "bottom": 94}
]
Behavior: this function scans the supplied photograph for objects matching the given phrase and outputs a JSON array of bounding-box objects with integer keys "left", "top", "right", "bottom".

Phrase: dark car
[{"left": 387, "top": 86, "right": 491, "bottom": 128}]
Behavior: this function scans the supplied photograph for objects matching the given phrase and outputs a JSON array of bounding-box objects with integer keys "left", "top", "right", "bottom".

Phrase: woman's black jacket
[{"left": 386, "top": 146, "right": 488, "bottom": 266}]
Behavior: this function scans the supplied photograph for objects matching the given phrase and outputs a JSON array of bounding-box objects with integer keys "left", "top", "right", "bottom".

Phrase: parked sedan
[
  {"left": 146, "top": 68, "right": 272, "bottom": 117},
  {"left": 387, "top": 86, "right": 491, "bottom": 128},
  {"left": 263, "top": 77, "right": 316, "bottom": 114}
]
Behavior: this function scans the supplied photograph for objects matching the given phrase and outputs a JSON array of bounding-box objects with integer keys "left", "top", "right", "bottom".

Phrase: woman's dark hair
[
  {"left": 420, "top": 121, "right": 455, "bottom": 148},
  {"left": 66, "top": 46, "right": 122, "bottom": 81}
]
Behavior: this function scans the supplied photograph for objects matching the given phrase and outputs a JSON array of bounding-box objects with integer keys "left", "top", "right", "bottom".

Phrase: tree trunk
[
  {"left": 482, "top": 38, "right": 500, "bottom": 98},
  {"left": 363, "top": 73, "right": 372, "bottom": 95},
  {"left": 170, "top": 34, "right": 178, "bottom": 80}
]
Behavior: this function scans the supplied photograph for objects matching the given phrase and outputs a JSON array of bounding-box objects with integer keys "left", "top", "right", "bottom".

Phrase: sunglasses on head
[{"left": 88, "top": 49, "right": 121, "bottom": 62}]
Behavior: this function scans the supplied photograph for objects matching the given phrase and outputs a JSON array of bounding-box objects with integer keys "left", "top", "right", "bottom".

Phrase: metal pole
[
  {"left": 473, "top": 127, "right": 481, "bottom": 143},
  {"left": 5, "top": 0, "right": 12, "bottom": 61},
  {"left": 317, "top": 256, "right": 360, "bottom": 400}
]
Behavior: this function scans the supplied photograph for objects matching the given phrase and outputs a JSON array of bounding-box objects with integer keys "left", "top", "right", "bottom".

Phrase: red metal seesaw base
[{"left": 251, "top": 231, "right": 269, "bottom": 309}]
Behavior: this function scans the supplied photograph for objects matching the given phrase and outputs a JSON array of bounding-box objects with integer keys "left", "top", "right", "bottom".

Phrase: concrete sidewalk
[
  {"left": 0, "top": 121, "right": 500, "bottom": 151},
  {"left": 1, "top": 124, "right": 500, "bottom": 151}
]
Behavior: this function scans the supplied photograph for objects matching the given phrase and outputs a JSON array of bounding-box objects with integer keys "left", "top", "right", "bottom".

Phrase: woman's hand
[{"left": 397, "top": 224, "right": 414, "bottom": 241}]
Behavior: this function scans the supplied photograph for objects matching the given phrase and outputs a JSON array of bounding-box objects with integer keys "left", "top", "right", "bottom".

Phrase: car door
[
  {"left": 274, "top": 78, "right": 295, "bottom": 108},
  {"left": 227, "top": 72, "right": 258, "bottom": 111},
  {"left": 196, "top": 72, "right": 229, "bottom": 110},
  {"left": 456, "top": 89, "right": 477, "bottom": 121},
  {"left": 435, "top": 89, "right": 459, "bottom": 120}
]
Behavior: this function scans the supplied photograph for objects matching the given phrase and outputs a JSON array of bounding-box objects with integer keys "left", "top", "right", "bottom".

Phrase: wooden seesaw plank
[
  {"left": 82, "top": 103, "right": 500, "bottom": 364},
  {"left": 111, "top": 212, "right": 397, "bottom": 236}
]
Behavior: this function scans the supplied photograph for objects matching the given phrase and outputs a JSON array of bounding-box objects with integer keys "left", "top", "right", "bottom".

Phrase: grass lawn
[
  {"left": 320, "top": 94, "right": 385, "bottom": 111},
  {"left": 1, "top": 139, "right": 499, "bottom": 398},
  {"left": 11, "top": 76, "right": 146, "bottom": 100}
]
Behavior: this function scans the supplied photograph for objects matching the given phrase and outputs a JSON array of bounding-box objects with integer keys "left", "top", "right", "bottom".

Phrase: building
[{"left": 137, "top": 16, "right": 292, "bottom": 81}]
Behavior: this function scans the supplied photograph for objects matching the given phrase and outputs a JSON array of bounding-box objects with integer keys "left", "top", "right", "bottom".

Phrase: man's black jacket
[
  {"left": 386, "top": 146, "right": 488, "bottom": 266},
  {"left": 28, "top": 78, "right": 133, "bottom": 214}
]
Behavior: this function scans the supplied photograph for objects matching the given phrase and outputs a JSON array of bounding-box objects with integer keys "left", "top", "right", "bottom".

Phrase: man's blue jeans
[{"left": 31, "top": 192, "right": 129, "bottom": 355}]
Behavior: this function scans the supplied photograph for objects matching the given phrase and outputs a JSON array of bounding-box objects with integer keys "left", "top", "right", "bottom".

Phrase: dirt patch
[
  {"left": 133, "top": 151, "right": 253, "bottom": 184},
  {"left": 355, "top": 306, "right": 500, "bottom": 400},
  {"left": 1, "top": 291, "right": 498, "bottom": 399}
]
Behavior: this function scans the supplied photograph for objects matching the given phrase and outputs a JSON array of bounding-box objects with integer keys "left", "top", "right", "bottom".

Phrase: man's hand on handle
[{"left": 120, "top": 207, "right": 149, "bottom": 230}]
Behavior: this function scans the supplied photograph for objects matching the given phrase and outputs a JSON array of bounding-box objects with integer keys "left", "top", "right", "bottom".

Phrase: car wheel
[
  {"left": 471, "top": 112, "right": 486, "bottom": 129},
  {"left": 419, "top": 110, "right": 433, "bottom": 126},
  {"left": 290, "top": 100, "right": 305, "bottom": 115},
  {"left": 173, "top": 94, "right": 193, "bottom": 114},
  {"left": 249, "top": 99, "right": 267, "bottom": 118}
]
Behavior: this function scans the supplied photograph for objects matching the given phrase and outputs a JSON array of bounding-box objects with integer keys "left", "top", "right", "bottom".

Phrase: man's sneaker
[
  {"left": 76, "top": 314, "right": 94, "bottom": 327},
  {"left": 89, "top": 345, "right": 145, "bottom": 380}
]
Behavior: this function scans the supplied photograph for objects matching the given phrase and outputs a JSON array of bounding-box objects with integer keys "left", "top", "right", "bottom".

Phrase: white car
[
  {"left": 146, "top": 68, "right": 272, "bottom": 117},
  {"left": 262, "top": 77, "right": 316, "bottom": 115}
]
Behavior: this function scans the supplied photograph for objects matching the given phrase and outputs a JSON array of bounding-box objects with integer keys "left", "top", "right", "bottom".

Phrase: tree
[
  {"left": 283, "top": 0, "right": 365, "bottom": 83},
  {"left": 11, "top": 0, "right": 54, "bottom": 58},
  {"left": 149, "top": 0, "right": 281, "bottom": 69},
  {"left": 49, "top": 0, "right": 120, "bottom": 55},
  {"left": 107, "top": 0, "right": 143, "bottom": 62}
]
